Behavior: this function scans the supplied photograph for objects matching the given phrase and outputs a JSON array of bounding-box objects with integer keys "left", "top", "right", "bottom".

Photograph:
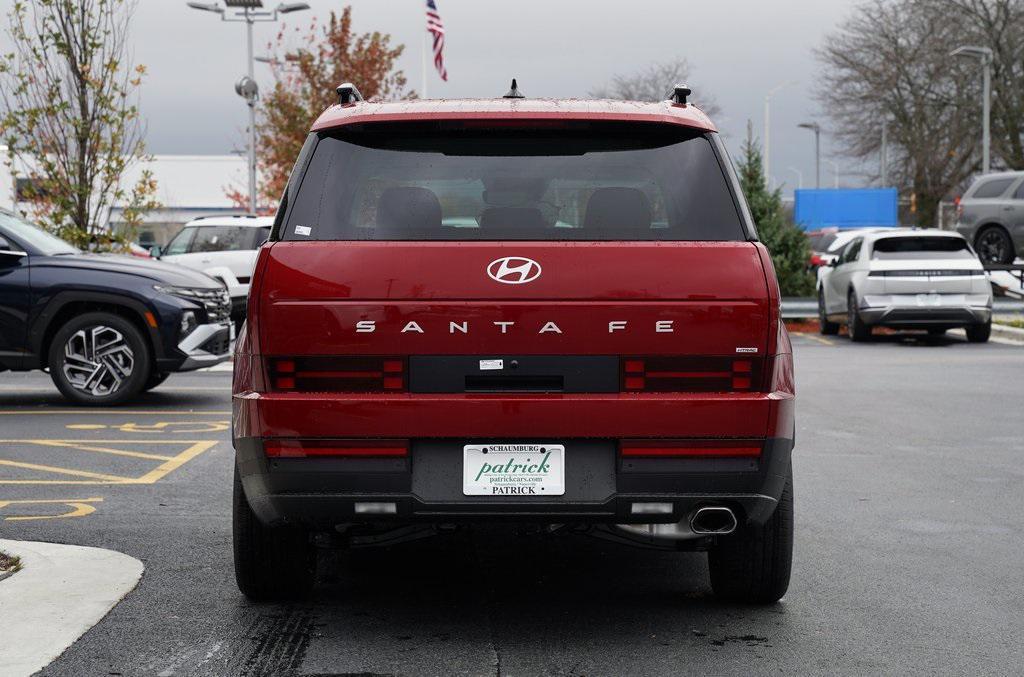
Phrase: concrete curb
[
  {"left": 0, "top": 539, "right": 143, "bottom": 677},
  {"left": 992, "top": 322, "right": 1024, "bottom": 342}
]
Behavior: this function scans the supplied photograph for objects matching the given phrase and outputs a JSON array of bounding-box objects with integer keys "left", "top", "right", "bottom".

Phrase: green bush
[{"left": 736, "top": 136, "right": 816, "bottom": 297}]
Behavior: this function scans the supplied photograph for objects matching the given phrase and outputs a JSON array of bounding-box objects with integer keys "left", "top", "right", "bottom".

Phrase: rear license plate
[{"left": 463, "top": 444, "right": 565, "bottom": 496}]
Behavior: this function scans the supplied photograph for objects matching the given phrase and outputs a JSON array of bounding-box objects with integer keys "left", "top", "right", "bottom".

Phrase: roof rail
[
  {"left": 336, "top": 83, "right": 364, "bottom": 105},
  {"left": 669, "top": 84, "right": 691, "bottom": 105}
]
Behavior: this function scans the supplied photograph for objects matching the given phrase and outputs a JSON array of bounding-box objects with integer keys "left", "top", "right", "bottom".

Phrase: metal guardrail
[{"left": 781, "top": 297, "right": 1024, "bottom": 319}]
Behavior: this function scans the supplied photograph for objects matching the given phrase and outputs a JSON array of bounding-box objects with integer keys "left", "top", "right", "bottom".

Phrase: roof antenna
[
  {"left": 336, "top": 82, "right": 364, "bottom": 105},
  {"left": 670, "top": 84, "right": 691, "bottom": 105},
  {"left": 503, "top": 78, "right": 525, "bottom": 99}
]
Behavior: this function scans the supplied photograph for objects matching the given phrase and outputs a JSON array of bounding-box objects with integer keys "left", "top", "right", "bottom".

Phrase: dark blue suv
[{"left": 0, "top": 209, "right": 231, "bottom": 404}]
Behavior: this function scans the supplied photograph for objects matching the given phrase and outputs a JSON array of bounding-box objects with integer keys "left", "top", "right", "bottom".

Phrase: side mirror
[
  {"left": 0, "top": 235, "right": 27, "bottom": 260},
  {"left": 828, "top": 258, "right": 840, "bottom": 267},
  {"left": 149, "top": 245, "right": 162, "bottom": 259}
]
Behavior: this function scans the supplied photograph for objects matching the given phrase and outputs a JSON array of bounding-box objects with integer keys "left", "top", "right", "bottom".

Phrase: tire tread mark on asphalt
[{"left": 231, "top": 608, "right": 315, "bottom": 676}]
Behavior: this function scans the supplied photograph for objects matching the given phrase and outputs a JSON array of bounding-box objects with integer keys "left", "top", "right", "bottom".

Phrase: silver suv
[{"left": 955, "top": 171, "right": 1024, "bottom": 264}]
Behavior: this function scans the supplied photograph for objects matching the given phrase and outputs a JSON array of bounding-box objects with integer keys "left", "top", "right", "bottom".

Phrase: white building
[{"left": 1, "top": 148, "right": 251, "bottom": 246}]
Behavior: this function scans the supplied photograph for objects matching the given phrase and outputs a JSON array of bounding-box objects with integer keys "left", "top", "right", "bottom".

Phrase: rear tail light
[
  {"left": 620, "top": 439, "right": 763, "bottom": 458},
  {"left": 269, "top": 356, "right": 405, "bottom": 392},
  {"left": 264, "top": 439, "right": 409, "bottom": 458},
  {"left": 622, "top": 357, "right": 762, "bottom": 392}
]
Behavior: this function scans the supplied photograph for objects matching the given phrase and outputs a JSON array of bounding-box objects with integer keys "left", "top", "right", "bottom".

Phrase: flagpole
[{"left": 422, "top": 25, "right": 428, "bottom": 99}]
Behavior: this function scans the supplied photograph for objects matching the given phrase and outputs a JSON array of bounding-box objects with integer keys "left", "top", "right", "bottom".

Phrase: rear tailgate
[{"left": 246, "top": 240, "right": 777, "bottom": 439}]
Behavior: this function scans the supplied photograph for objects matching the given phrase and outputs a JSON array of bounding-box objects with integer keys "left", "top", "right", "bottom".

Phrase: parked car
[
  {"left": 955, "top": 171, "right": 1024, "bottom": 264},
  {"left": 153, "top": 215, "right": 272, "bottom": 329},
  {"left": 817, "top": 228, "right": 992, "bottom": 341},
  {"left": 0, "top": 208, "right": 231, "bottom": 404},
  {"left": 815, "top": 227, "right": 893, "bottom": 288},
  {"left": 232, "top": 87, "right": 796, "bottom": 604},
  {"left": 807, "top": 227, "right": 888, "bottom": 269}
]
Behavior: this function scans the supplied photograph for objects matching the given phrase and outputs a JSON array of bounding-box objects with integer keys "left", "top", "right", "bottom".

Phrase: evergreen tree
[{"left": 737, "top": 129, "right": 816, "bottom": 296}]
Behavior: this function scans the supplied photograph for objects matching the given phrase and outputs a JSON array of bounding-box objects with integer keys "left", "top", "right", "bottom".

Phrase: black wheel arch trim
[{"left": 29, "top": 290, "right": 165, "bottom": 367}]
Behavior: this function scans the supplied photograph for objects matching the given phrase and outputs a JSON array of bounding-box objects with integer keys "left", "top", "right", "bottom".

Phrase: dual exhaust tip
[{"left": 689, "top": 506, "right": 738, "bottom": 535}]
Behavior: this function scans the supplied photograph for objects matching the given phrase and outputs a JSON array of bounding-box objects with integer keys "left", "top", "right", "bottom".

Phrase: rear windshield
[
  {"left": 281, "top": 123, "right": 746, "bottom": 241},
  {"left": 807, "top": 232, "right": 838, "bottom": 252},
  {"left": 871, "top": 236, "right": 974, "bottom": 259}
]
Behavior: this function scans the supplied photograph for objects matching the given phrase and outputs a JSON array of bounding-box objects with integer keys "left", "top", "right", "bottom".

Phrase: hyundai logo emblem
[{"left": 487, "top": 256, "right": 542, "bottom": 285}]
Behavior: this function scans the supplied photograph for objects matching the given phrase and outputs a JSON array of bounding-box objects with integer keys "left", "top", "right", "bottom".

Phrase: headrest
[
  {"left": 375, "top": 186, "right": 442, "bottom": 233},
  {"left": 583, "top": 187, "right": 653, "bottom": 231}
]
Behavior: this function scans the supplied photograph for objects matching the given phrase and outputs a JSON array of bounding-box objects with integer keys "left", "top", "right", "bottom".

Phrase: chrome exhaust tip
[{"left": 689, "top": 506, "right": 738, "bottom": 535}]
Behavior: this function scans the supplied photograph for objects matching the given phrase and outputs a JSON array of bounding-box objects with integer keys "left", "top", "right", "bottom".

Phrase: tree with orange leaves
[{"left": 230, "top": 7, "right": 412, "bottom": 211}]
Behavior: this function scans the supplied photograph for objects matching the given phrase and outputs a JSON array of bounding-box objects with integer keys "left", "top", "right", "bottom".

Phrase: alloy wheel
[
  {"left": 61, "top": 325, "right": 135, "bottom": 396},
  {"left": 977, "top": 229, "right": 1009, "bottom": 264}
]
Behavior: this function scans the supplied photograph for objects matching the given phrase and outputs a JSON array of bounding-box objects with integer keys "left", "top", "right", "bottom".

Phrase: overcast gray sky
[{"left": 1, "top": 0, "right": 860, "bottom": 196}]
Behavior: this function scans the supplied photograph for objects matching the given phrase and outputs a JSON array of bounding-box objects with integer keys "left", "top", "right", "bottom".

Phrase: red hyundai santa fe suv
[{"left": 232, "top": 84, "right": 795, "bottom": 604}]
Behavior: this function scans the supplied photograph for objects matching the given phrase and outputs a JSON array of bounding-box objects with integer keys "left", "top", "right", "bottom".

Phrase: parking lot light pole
[
  {"left": 798, "top": 122, "right": 821, "bottom": 189},
  {"left": 951, "top": 45, "right": 993, "bottom": 175},
  {"left": 186, "top": 1, "right": 310, "bottom": 214}
]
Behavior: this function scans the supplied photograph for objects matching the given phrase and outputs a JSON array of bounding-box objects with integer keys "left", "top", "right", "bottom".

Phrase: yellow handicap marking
[
  {"left": 0, "top": 497, "right": 103, "bottom": 521},
  {"left": 65, "top": 420, "right": 230, "bottom": 434},
  {"left": 0, "top": 440, "right": 218, "bottom": 485}
]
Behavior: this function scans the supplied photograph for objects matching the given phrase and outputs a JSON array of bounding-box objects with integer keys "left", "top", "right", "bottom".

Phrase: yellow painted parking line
[
  {"left": 65, "top": 421, "right": 230, "bottom": 434},
  {"left": 0, "top": 459, "right": 132, "bottom": 483},
  {"left": 27, "top": 440, "right": 175, "bottom": 462},
  {"left": 0, "top": 497, "right": 103, "bottom": 521},
  {"left": 134, "top": 441, "right": 219, "bottom": 484},
  {"left": 0, "top": 440, "right": 219, "bottom": 485}
]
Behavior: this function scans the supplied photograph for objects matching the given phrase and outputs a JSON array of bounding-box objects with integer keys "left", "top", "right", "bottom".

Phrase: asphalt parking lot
[{"left": 1, "top": 332, "right": 1022, "bottom": 676}]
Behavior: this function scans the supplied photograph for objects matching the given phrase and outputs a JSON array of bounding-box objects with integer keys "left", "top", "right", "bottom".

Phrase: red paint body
[{"left": 233, "top": 98, "right": 793, "bottom": 467}]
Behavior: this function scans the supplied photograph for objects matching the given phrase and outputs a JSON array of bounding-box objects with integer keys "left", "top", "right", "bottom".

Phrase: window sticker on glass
[{"left": 294, "top": 225, "right": 312, "bottom": 236}]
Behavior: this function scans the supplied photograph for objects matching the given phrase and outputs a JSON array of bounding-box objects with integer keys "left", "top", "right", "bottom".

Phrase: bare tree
[
  {"left": 589, "top": 59, "right": 720, "bottom": 117},
  {"left": 816, "top": 0, "right": 979, "bottom": 226},
  {"left": 939, "top": 0, "right": 1024, "bottom": 169},
  {"left": 0, "top": 0, "right": 157, "bottom": 248}
]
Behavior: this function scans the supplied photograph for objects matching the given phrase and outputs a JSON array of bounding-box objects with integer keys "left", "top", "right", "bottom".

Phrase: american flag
[{"left": 426, "top": 0, "right": 448, "bottom": 82}]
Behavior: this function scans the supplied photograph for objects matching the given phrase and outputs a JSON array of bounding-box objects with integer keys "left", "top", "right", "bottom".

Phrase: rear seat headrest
[
  {"left": 583, "top": 187, "right": 652, "bottom": 231},
  {"left": 375, "top": 186, "right": 442, "bottom": 233}
]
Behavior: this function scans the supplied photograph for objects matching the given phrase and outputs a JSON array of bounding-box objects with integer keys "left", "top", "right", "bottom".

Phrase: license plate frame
[{"left": 462, "top": 443, "right": 565, "bottom": 496}]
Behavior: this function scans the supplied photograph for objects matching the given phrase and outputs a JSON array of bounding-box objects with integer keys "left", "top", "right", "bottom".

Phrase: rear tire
[
  {"left": 47, "top": 311, "right": 150, "bottom": 406},
  {"left": 708, "top": 472, "right": 793, "bottom": 604},
  {"left": 847, "top": 290, "right": 872, "bottom": 342},
  {"left": 818, "top": 290, "right": 839, "bottom": 335},
  {"left": 233, "top": 466, "right": 316, "bottom": 601},
  {"left": 975, "top": 226, "right": 1014, "bottom": 265},
  {"left": 965, "top": 320, "right": 991, "bottom": 343}
]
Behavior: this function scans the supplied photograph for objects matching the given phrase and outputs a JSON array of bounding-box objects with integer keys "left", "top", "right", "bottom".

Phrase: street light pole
[
  {"left": 186, "top": 1, "right": 310, "bottom": 214},
  {"left": 245, "top": 8, "right": 256, "bottom": 214},
  {"left": 798, "top": 122, "right": 821, "bottom": 188},
  {"left": 951, "top": 45, "right": 994, "bottom": 174}
]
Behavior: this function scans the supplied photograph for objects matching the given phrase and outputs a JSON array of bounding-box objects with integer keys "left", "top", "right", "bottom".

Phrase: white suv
[
  {"left": 817, "top": 229, "right": 992, "bottom": 342},
  {"left": 154, "top": 215, "right": 272, "bottom": 328}
]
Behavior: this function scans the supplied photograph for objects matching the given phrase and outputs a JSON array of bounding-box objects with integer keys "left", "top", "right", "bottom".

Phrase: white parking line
[{"left": 0, "top": 539, "right": 143, "bottom": 676}]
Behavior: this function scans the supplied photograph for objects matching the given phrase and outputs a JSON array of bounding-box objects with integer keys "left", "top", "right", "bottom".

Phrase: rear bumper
[
  {"left": 234, "top": 437, "right": 793, "bottom": 531},
  {"left": 859, "top": 303, "right": 991, "bottom": 328}
]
